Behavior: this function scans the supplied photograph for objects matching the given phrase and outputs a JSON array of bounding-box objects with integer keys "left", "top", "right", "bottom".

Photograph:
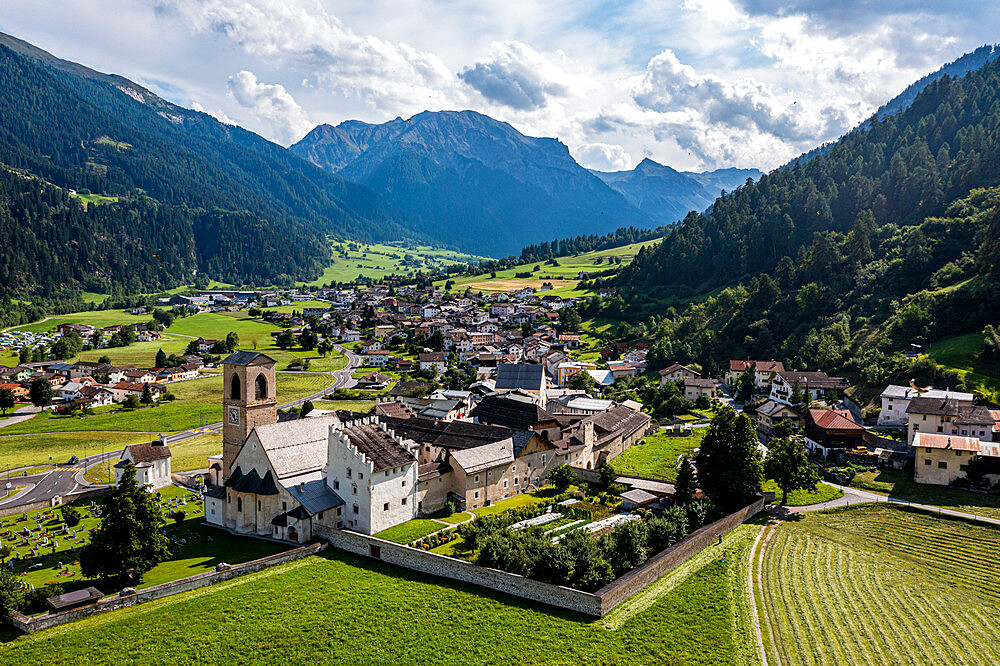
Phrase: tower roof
[{"left": 222, "top": 351, "right": 276, "bottom": 366}]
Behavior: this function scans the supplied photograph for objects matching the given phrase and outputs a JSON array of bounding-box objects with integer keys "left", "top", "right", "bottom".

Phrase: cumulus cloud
[
  {"left": 459, "top": 41, "right": 569, "bottom": 110},
  {"left": 154, "top": 0, "right": 458, "bottom": 110},
  {"left": 572, "top": 142, "right": 633, "bottom": 171},
  {"left": 227, "top": 70, "right": 312, "bottom": 143}
]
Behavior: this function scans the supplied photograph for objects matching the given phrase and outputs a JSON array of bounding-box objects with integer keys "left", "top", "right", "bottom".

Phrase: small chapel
[{"left": 203, "top": 351, "right": 418, "bottom": 541}]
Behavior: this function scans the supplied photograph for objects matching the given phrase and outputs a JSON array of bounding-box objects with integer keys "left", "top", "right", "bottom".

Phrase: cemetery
[{"left": 0, "top": 485, "right": 287, "bottom": 613}]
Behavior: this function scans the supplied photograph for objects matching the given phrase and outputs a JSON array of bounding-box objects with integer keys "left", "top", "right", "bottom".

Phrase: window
[
  {"left": 333, "top": 480, "right": 339, "bottom": 490},
  {"left": 924, "top": 459, "right": 931, "bottom": 466},
  {"left": 956, "top": 451, "right": 962, "bottom": 457},
  {"left": 337, "top": 507, "right": 342, "bottom": 516},
  {"left": 938, "top": 461, "right": 947, "bottom": 469},
  {"left": 255, "top": 373, "right": 267, "bottom": 399},
  {"left": 514, "top": 477, "right": 518, "bottom": 486},
  {"left": 937, "top": 426, "right": 943, "bottom": 433},
  {"left": 227, "top": 494, "right": 231, "bottom": 504},
  {"left": 237, "top": 497, "right": 243, "bottom": 512},
  {"left": 541, "top": 454, "right": 546, "bottom": 464},
  {"left": 347, "top": 468, "right": 352, "bottom": 478},
  {"left": 401, "top": 480, "right": 406, "bottom": 487},
  {"left": 401, "top": 497, "right": 407, "bottom": 506},
  {"left": 230, "top": 374, "right": 241, "bottom": 400},
  {"left": 503, "top": 479, "right": 509, "bottom": 489},
  {"left": 925, "top": 448, "right": 932, "bottom": 453},
  {"left": 257, "top": 500, "right": 261, "bottom": 511},
  {"left": 383, "top": 503, "right": 389, "bottom": 511},
  {"left": 474, "top": 491, "right": 479, "bottom": 499},
  {"left": 282, "top": 501, "right": 287, "bottom": 511},
  {"left": 318, "top": 512, "right": 324, "bottom": 520},
  {"left": 359, "top": 472, "right": 363, "bottom": 479},
  {"left": 353, "top": 504, "right": 359, "bottom": 514},
  {"left": 474, "top": 474, "right": 480, "bottom": 483}
]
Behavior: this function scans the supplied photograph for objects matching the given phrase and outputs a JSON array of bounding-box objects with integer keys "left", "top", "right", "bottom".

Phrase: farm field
[
  {"left": 435, "top": 239, "right": 660, "bottom": 297},
  {"left": 0, "top": 523, "right": 763, "bottom": 664},
  {"left": 850, "top": 466, "right": 1000, "bottom": 519},
  {"left": 0, "top": 373, "right": 332, "bottom": 437},
  {"left": 610, "top": 431, "right": 704, "bottom": 481},
  {"left": 169, "top": 432, "right": 222, "bottom": 473},
  {"left": 759, "top": 504, "right": 1000, "bottom": 665},
  {"left": 301, "top": 242, "right": 486, "bottom": 286},
  {"left": 928, "top": 332, "right": 1000, "bottom": 404}
]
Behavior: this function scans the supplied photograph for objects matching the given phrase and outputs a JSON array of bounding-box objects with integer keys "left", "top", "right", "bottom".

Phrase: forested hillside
[
  {"left": 606, "top": 56, "right": 1000, "bottom": 398},
  {"left": 0, "top": 34, "right": 419, "bottom": 294}
]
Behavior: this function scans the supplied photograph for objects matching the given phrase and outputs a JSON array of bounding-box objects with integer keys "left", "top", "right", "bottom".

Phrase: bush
[
  {"left": 60, "top": 505, "right": 82, "bottom": 527},
  {"left": 443, "top": 501, "right": 457, "bottom": 516},
  {"left": 546, "top": 465, "right": 578, "bottom": 492},
  {"left": 171, "top": 510, "right": 186, "bottom": 523},
  {"left": 161, "top": 393, "right": 176, "bottom": 402}
]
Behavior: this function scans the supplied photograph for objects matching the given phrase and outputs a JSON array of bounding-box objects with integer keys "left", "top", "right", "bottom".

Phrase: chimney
[{"left": 299, "top": 482, "right": 306, "bottom": 493}]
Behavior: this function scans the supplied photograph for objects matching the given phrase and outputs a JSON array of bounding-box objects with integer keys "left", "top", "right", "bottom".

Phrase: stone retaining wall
[
  {"left": 318, "top": 527, "right": 603, "bottom": 616},
  {"left": 0, "top": 486, "right": 109, "bottom": 519},
  {"left": 595, "top": 496, "right": 766, "bottom": 614},
  {"left": 8, "top": 542, "right": 324, "bottom": 633}
]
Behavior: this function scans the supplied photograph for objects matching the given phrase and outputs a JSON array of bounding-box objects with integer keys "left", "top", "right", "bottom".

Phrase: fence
[
  {"left": 320, "top": 496, "right": 767, "bottom": 617},
  {"left": 8, "top": 542, "right": 325, "bottom": 633}
]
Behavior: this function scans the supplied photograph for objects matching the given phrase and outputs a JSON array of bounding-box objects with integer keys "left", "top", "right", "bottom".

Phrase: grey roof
[
  {"left": 450, "top": 439, "right": 514, "bottom": 474},
  {"left": 222, "top": 351, "right": 276, "bottom": 366},
  {"left": 621, "top": 489, "right": 658, "bottom": 504},
  {"left": 281, "top": 471, "right": 345, "bottom": 515},
  {"left": 495, "top": 363, "right": 545, "bottom": 391},
  {"left": 340, "top": 422, "right": 416, "bottom": 472},
  {"left": 253, "top": 414, "right": 342, "bottom": 479},
  {"left": 382, "top": 416, "right": 513, "bottom": 450},
  {"left": 616, "top": 475, "right": 675, "bottom": 496}
]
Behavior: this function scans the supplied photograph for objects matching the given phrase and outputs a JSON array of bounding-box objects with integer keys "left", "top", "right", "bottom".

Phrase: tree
[
  {"left": 18, "top": 346, "right": 30, "bottom": 364},
  {"left": 674, "top": 457, "right": 696, "bottom": 505},
  {"left": 736, "top": 363, "right": 756, "bottom": 403},
  {"left": 61, "top": 504, "right": 82, "bottom": 527},
  {"left": 0, "top": 388, "right": 14, "bottom": 415},
  {"left": 301, "top": 400, "right": 315, "bottom": 417},
  {"left": 695, "top": 406, "right": 764, "bottom": 511},
  {"left": 606, "top": 520, "right": 648, "bottom": 575},
  {"left": 790, "top": 380, "right": 804, "bottom": 406},
  {"left": 983, "top": 324, "right": 1000, "bottom": 362},
  {"left": 298, "top": 329, "right": 318, "bottom": 351},
  {"left": 80, "top": 463, "right": 170, "bottom": 583},
  {"left": 141, "top": 383, "right": 154, "bottom": 405},
  {"left": 29, "top": 378, "right": 52, "bottom": 408},
  {"left": 568, "top": 370, "right": 597, "bottom": 392},
  {"left": 765, "top": 436, "right": 819, "bottom": 505},
  {"left": 123, "top": 395, "right": 141, "bottom": 409},
  {"left": 225, "top": 331, "right": 240, "bottom": 352},
  {"left": 98, "top": 354, "right": 112, "bottom": 364},
  {"left": 597, "top": 463, "right": 616, "bottom": 490},
  {"left": 0, "top": 567, "right": 23, "bottom": 622},
  {"left": 276, "top": 329, "right": 295, "bottom": 350},
  {"left": 546, "top": 465, "right": 578, "bottom": 492},
  {"left": 154, "top": 348, "right": 167, "bottom": 368}
]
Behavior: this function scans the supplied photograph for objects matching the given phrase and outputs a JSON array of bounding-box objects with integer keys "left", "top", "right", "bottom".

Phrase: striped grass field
[{"left": 760, "top": 504, "right": 1000, "bottom": 665}]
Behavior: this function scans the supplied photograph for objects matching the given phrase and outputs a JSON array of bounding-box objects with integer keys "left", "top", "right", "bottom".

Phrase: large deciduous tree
[
  {"left": 765, "top": 436, "right": 820, "bottom": 505},
  {"left": 80, "top": 464, "right": 170, "bottom": 583},
  {"left": 28, "top": 378, "right": 52, "bottom": 408},
  {"left": 695, "top": 406, "right": 763, "bottom": 511}
]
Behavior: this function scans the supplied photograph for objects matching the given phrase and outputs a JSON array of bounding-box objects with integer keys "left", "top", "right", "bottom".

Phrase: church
[{"left": 204, "top": 351, "right": 419, "bottom": 541}]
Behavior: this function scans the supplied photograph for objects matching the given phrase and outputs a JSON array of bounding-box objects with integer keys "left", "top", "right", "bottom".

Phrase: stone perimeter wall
[
  {"left": 0, "top": 487, "right": 110, "bottom": 519},
  {"left": 9, "top": 542, "right": 325, "bottom": 633},
  {"left": 319, "top": 497, "right": 766, "bottom": 617}
]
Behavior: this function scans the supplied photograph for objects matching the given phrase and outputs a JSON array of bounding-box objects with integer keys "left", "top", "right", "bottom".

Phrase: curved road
[{"left": 0, "top": 344, "right": 361, "bottom": 511}]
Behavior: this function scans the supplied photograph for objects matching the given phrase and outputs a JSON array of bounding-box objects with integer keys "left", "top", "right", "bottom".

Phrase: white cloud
[
  {"left": 572, "top": 142, "right": 632, "bottom": 171},
  {"left": 459, "top": 41, "right": 569, "bottom": 110},
  {"left": 227, "top": 70, "right": 312, "bottom": 143}
]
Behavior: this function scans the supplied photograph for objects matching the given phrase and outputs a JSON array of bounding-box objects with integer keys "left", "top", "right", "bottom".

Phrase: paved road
[
  {"left": 0, "top": 345, "right": 362, "bottom": 511},
  {"left": 0, "top": 404, "right": 40, "bottom": 430}
]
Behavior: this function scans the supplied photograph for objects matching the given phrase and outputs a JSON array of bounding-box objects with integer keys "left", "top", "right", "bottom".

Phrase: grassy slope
[
  {"left": 1, "top": 525, "right": 762, "bottom": 664},
  {"left": 762, "top": 480, "right": 843, "bottom": 506},
  {"left": 0, "top": 431, "right": 151, "bottom": 470},
  {"left": 610, "top": 431, "right": 704, "bottom": 481},
  {"left": 761, "top": 504, "right": 1000, "bottom": 665},
  {"left": 435, "top": 239, "right": 659, "bottom": 297},
  {"left": 851, "top": 466, "right": 1000, "bottom": 519},
  {"left": 302, "top": 242, "right": 487, "bottom": 286},
  {"left": 928, "top": 332, "right": 1000, "bottom": 404},
  {"left": 373, "top": 519, "right": 443, "bottom": 544}
]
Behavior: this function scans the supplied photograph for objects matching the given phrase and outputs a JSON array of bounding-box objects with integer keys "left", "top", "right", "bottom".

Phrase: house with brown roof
[
  {"left": 725, "top": 360, "right": 785, "bottom": 390},
  {"left": 683, "top": 378, "right": 720, "bottom": 401},
  {"left": 659, "top": 363, "right": 701, "bottom": 386},
  {"left": 803, "top": 409, "right": 864, "bottom": 457},
  {"left": 913, "top": 432, "right": 1000, "bottom": 486},
  {"left": 770, "top": 371, "right": 850, "bottom": 406},
  {"left": 905, "top": 397, "right": 998, "bottom": 445}
]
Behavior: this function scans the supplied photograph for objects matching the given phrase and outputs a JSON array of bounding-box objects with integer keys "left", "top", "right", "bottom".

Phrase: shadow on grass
[{"left": 316, "top": 548, "right": 600, "bottom": 625}]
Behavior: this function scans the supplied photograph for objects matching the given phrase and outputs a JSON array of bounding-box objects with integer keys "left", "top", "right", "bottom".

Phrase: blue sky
[{"left": 3, "top": 1, "right": 996, "bottom": 171}]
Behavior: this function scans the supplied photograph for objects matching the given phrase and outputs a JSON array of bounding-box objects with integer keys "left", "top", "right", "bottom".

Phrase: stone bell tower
[{"left": 221, "top": 351, "right": 277, "bottom": 481}]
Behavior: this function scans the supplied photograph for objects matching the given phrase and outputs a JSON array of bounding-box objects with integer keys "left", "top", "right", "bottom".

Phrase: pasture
[
  {"left": 610, "top": 431, "right": 704, "bottom": 481},
  {"left": 759, "top": 504, "right": 1000, "bottom": 666},
  {"left": 302, "top": 242, "right": 486, "bottom": 286}
]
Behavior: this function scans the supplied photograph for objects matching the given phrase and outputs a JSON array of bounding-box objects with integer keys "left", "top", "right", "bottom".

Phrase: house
[
  {"left": 913, "top": 432, "right": 1000, "bottom": 486},
  {"left": 361, "top": 339, "right": 384, "bottom": 352},
  {"left": 356, "top": 372, "right": 392, "bottom": 390},
  {"left": 725, "top": 360, "right": 785, "bottom": 390},
  {"left": 495, "top": 364, "right": 547, "bottom": 406},
  {"left": 555, "top": 361, "right": 597, "bottom": 387},
  {"left": 364, "top": 350, "right": 391, "bottom": 368},
  {"left": 683, "top": 378, "right": 719, "bottom": 401},
  {"left": 755, "top": 399, "right": 802, "bottom": 438},
  {"left": 115, "top": 439, "right": 172, "bottom": 490},
  {"left": 549, "top": 395, "right": 614, "bottom": 415},
  {"left": 659, "top": 363, "right": 701, "bottom": 386},
  {"left": 195, "top": 338, "right": 218, "bottom": 353},
  {"left": 340, "top": 329, "right": 362, "bottom": 343},
  {"left": 417, "top": 352, "right": 448, "bottom": 374},
  {"left": 770, "top": 371, "right": 850, "bottom": 406},
  {"left": 56, "top": 323, "right": 97, "bottom": 337},
  {"left": 905, "top": 397, "right": 997, "bottom": 445},
  {"left": 77, "top": 385, "right": 115, "bottom": 407},
  {"left": 803, "top": 409, "right": 865, "bottom": 457},
  {"left": 558, "top": 334, "right": 582, "bottom": 349},
  {"left": 878, "top": 385, "right": 974, "bottom": 426},
  {"left": 0, "top": 382, "right": 28, "bottom": 400}
]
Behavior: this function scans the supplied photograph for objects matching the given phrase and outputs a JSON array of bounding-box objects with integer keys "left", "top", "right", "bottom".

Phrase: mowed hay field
[
  {"left": 760, "top": 504, "right": 1000, "bottom": 666},
  {"left": 0, "top": 524, "right": 765, "bottom": 664}
]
